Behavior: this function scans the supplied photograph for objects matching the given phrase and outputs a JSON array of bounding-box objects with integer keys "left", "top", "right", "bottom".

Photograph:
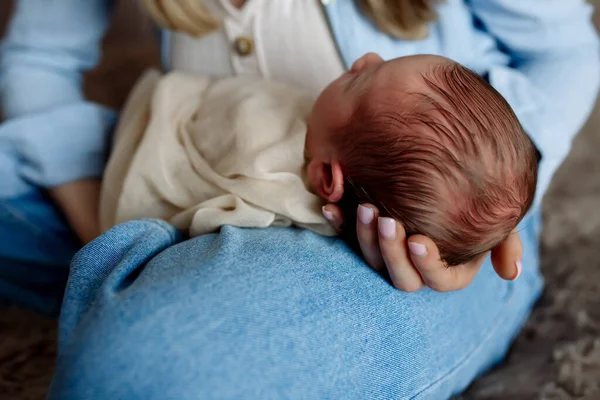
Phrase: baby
[{"left": 100, "top": 53, "right": 538, "bottom": 267}]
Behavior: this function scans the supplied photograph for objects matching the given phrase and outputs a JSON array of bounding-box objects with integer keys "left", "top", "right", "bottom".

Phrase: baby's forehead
[
  {"left": 366, "top": 55, "right": 453, "bottom": 98},
  {"left": 385, "top": 54, "right": 454, "bottom": 75},
  {"left": 364, "top": 55, "right": 457, "bottom": 107}
]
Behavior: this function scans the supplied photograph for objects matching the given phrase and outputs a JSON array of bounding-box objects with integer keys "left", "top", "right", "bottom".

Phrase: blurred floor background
[{"left": 0, "top": 1, "right": 599, "bottom": 399}]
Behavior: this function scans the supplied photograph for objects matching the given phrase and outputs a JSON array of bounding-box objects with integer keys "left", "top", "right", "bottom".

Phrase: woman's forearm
[
  {"left": 50, "top": 179, "right": 102, "bottom": 244},
  {"left": 1, "top": 1, "right": 116, "bottom": 242}
]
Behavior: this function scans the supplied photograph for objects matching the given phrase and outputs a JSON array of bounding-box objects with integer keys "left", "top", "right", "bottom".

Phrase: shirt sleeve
[
  {"left": 470, "top": 0, "right": 600, "bottom": 201},
  {"left": 0, "top": 0, "right": 117, "bottom": 195}
]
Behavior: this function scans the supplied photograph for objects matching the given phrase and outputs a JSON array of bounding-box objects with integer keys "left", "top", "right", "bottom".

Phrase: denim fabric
[
  {"left": 48, "top": 212, "right": 542, "bottom": 399},
  {"left": 0, "top": 190, "right": 78, "bottom": 314}
]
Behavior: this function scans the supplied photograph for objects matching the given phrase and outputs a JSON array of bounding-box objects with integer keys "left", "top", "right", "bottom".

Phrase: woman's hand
[{"left": 322, "top": 203, "right": 523, "bottom": 292}]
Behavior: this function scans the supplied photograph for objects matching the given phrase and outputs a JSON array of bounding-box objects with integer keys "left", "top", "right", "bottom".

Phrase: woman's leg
[
  {"left": 48, "top": 210, "right": 543, "bottom": 399},
  {"left": 0, "top": 190, "right": 79, "bottom": 314},
  {"left": 0, "top": 127, "right": 81, "bottom": 313}
]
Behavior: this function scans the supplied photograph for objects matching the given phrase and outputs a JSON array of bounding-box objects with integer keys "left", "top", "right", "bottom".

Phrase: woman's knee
[{"left": 50, "top": 226, "right": 543, "bottom": 399}]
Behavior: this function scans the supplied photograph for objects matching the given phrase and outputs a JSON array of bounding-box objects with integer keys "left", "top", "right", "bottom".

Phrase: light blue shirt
[{"left": 1, "top": 0, "right": 599, "bottom": 205}]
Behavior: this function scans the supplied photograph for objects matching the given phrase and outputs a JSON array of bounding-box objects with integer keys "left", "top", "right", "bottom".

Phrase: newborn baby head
[{"left": 305, "top": 53, "right": 538, "bottom": 266}]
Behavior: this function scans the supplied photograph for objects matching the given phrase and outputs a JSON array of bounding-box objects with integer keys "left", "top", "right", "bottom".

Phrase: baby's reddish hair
[{"left": 336, "top": 62, "right": 538, "bottom": 266}]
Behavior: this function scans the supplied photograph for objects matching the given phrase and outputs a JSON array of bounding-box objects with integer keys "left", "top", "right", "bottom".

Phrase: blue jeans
[
  {"left": 0, "top": 190, "right": 78, "bottom": 314},
  {"left": 0, "top": 190, "right": 543, "bottom": 399}
]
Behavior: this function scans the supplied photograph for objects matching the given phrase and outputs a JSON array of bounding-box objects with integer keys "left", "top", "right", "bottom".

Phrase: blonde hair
[
  {"left": 139, "top": 0, "right": 219, "bottom": 37},
  {"left": 140, "top": 0, "right": 439, "bottom": 40},
  {"left": 357, "top": 0, "right": 439, "bottom": 40}
]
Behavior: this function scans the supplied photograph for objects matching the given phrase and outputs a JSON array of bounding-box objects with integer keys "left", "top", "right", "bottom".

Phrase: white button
[
  {"left": 321, "top": 0, "right": 334, "bottom": 5},
  {"left": 233, "top": 36, "right": 254, "bottom": 57}
]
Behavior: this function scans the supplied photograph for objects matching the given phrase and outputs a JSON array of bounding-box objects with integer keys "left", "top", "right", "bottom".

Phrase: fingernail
[
  {"left": 408, "top": 242, "right": 427, "bottom": 257},
  {"left": 378, "top": 217, "right": 396, "bottom": 240},
  {"left": 358, "top": 205, "right": 374, "bottom": 225},
  {"left": 322, "top": 206, "right": 334, "bottom": 222},
  {"left": 512, "top": 259, "right": 522, "bottom": 281}
]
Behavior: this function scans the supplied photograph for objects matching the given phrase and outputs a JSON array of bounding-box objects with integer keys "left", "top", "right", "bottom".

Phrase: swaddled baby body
[{"left": 101, "top": 53, "right": 538, "bottom": 267}]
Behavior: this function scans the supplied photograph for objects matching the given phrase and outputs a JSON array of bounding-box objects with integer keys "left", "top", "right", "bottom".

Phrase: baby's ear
[
  {"left": 309, "top": 160, "right": 345, "bottom": 203},
  {"left": 351, "top": 52, "right": 384, "bottom": 73}
]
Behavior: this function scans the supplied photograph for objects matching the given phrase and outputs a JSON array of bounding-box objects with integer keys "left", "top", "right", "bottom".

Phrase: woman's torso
[
  {"left": 163, "top": 0, "right": 512, "bottom": 96},
  {"left": 165, "top": 0, "right": 346, "bottom": 95}
]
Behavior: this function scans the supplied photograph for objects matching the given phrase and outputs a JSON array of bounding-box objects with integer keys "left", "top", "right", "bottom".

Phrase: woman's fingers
[
  {"left": 491, "top": 229, "right": 523, "bottom": 281},
  {"left": 355, "top": 204, "right": 386, "bottom": 270},
  {"left": 407, "top": 235, "right": 483, "bottom": 292},
  {"left": 322, "top": 203, "right": 344, "bottom": 231},
  {"left": 323, "top": 203, "right": 388, "bottom": 272},
  {"left": 377, "top": 218, "right": 425, "bottom": 292},
  {"left": 326, "top": 202, "right": 504, "bottom": 292}
]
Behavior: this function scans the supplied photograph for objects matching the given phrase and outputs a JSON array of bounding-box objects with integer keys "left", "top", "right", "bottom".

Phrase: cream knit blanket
[{"left": 100, "top": 70, "right": 335, "bottom": 237}]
